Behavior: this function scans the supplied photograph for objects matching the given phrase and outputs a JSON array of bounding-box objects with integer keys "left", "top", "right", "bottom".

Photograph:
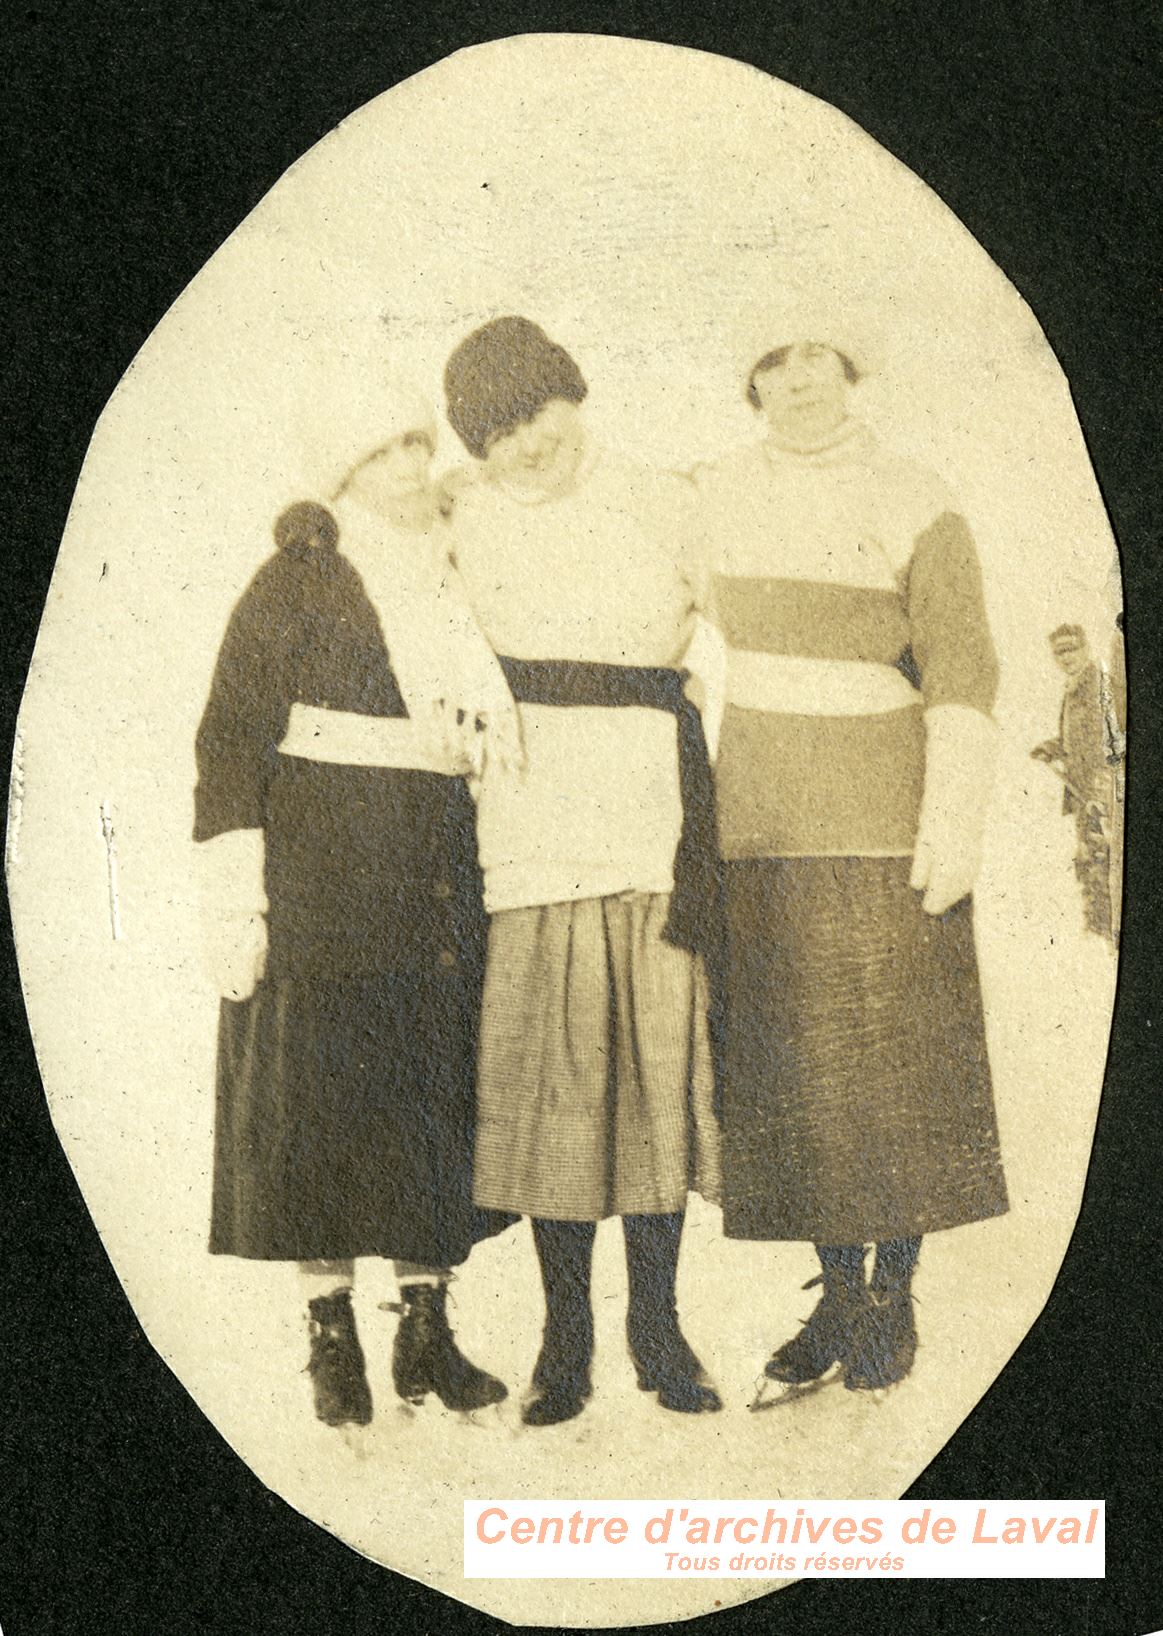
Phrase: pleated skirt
[
  {"left": 722, "top": 857, "right": 1008, "bottom": 1244},
  {"left": 210, "top": 973, "right": 516, "bottom": 1263},
  {"left": 473, "top": 892, "right": 721, "bottom": 1220}
]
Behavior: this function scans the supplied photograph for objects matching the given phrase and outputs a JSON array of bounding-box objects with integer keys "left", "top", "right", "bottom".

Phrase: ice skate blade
[{"left": 749, "top": 1365, "right": 843, "bottom": 1411}]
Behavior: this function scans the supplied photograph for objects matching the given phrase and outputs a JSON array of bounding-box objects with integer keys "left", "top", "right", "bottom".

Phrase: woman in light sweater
[
  {"left": 694, "top": 311, "right": 1009, "bottom": 1391},
  {"left": 443, "top": 317, "right": 723, "bottom": 1425}
]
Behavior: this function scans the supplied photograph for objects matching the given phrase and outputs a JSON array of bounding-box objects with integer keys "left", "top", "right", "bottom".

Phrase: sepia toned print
[{"left": 6, "top": 33, "right": 1122, "bottom": 1628}]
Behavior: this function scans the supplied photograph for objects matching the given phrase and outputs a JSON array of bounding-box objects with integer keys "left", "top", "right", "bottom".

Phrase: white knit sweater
[{"left": 450, "top": 449, "right": 707, "bottom": 912}]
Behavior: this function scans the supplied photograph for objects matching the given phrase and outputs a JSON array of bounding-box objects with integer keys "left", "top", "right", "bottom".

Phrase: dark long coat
[{"left": 194, "top": 526, "right": 514, "bottom": 1263}]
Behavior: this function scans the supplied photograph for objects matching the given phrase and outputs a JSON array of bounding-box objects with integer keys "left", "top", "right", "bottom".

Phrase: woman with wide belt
[
  {"left": 194, "top": 382, "right": 518, "bottom": 1428},
  {"left": 443, "top": 317, "right": 723, "bottom": 1425},
  {"left": 694, "top": 310, "right": 1009, "bottom": 1391}
]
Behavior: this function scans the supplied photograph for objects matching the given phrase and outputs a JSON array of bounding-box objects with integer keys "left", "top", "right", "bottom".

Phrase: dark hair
[
  {"left": 274, "top": 500, "right": 338, "bottom": 556},
  {"left": 1049, "top": 623, "right": 1087, "bottom": 648},
  {"left": 745, "top": 344, "right": 860, "bottom": 409},
  {"left": 444, "top": 316, "right": 588, "bottom": 459}
]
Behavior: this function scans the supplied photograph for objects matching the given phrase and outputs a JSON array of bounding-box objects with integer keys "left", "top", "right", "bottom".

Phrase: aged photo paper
[{"left": 5, "top": 33, "right": 1123, "bottom": 1628}]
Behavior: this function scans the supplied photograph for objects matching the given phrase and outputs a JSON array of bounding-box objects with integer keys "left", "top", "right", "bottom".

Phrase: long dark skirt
[
  {"left": 722, "top": 857, "right": 1008, "bottom": 1244},
  {"left": 210, "top": 972, "right": 516, "bottom": 1263}
]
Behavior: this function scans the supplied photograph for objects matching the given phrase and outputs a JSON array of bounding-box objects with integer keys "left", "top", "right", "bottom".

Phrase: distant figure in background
[{"left": 1031, "top": 622, "right": 1125, "bottom": 943}]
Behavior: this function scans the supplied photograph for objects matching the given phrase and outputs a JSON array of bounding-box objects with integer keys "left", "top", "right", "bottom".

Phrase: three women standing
[
  {"left": 197, "top": 314, "right": 1009, "bottom": 1429},
  {"left": 695, "top": 315, "right": 1009, "bottom": 1390}
]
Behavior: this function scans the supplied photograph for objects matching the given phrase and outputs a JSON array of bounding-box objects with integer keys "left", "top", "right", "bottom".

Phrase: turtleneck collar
[
  {"left": 763, "top": 416, "right": 875, "bottom": 467},
  {"left": 491, "top": 439, "right": 602, "bottom": 506}
]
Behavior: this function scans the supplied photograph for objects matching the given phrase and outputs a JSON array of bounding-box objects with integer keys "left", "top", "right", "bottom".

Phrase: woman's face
[
  {"left": 752, "top": 342, "right": 850, "bottom": 443},
  {"left": 1052, "top": 638, "right": 1090, "bottom": 679},
  {"left": 483, "top": 398, "right": 586, "bottom": 497}
]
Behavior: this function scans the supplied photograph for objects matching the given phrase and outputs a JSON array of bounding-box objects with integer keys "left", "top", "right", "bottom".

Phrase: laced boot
[
  {"left": 391, "top": 1284, "right": 507, "bottom": 1410},
  {"left": 765, "top": 1245, "right": 867, "bottom": 1384},
  {"left": 625, "top": 1213, "right": 722, "bottom": 1414},
  {"left": 845, "top": 1236, "right": 920, "bottom": 1391},
  {"left": 523, "top": 1219, "right": 595, "bottom": 1427},
  {"left": 306, "top": 1289, "right": 373, "bottom": 1427}
]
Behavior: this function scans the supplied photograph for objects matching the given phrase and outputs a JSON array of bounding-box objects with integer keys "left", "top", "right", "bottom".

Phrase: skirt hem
[
  {"left": 473, "top": 1183, "right": 719, "bottom": 1223},
  {"left": 723, "top": 1195, "right": 1010, "bottom": 1246}
]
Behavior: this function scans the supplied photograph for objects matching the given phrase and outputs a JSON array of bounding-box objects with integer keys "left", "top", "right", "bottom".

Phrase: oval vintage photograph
[{"left": 5, "top": 31, "right": 1124, "bottom": 1628}]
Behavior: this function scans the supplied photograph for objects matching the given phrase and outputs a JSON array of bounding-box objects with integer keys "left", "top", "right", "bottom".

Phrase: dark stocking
[
  {"left": 624, "top": 1211, "right": 721, "bottom": 1413},
  {"left": 523, "top": 1218, "right": 596, "bottom": 1425},
  {"left": 871, "top": 1235, "right": 921, "bottom": 1292},
  {"left": 819, "top": 1242, "right": 868, "bottom": 1294}
]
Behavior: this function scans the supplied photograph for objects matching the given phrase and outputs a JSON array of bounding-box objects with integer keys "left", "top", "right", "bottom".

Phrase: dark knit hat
[
  {"left": 444, "top": 317, "right": 588, "bottom": 459},
  {"left": 1049, "top": 623, "right": 1087, "bottom": 649}
]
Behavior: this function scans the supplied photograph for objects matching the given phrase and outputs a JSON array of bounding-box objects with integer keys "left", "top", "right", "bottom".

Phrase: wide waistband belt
[
  {"left": 499, "top": 657, "right": 723, "bottom": 963},
  {"left": 728, "top": 650, "right": 922, "bottom": 717},
  {"left": 278, "top": 703, "right": 454, "bottom": 774}
]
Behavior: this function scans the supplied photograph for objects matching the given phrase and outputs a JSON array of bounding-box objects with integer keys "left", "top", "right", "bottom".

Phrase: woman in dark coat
[
  {"left": 694, "top": 309, "right": 1009, "bottom": 1391},
  {"left": 194, "top": 388, "right": 517, "bottom": 1427}
]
